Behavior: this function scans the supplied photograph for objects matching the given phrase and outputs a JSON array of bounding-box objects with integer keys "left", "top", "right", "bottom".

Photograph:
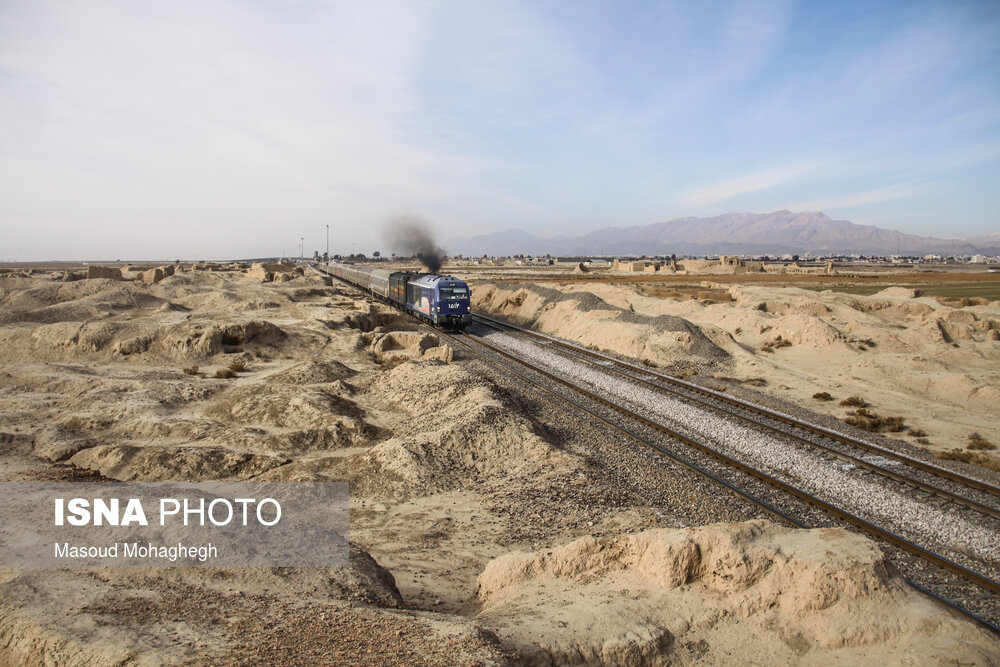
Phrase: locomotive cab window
[{"left": 438, "top": 285, "right": 468, "bottom": 300}]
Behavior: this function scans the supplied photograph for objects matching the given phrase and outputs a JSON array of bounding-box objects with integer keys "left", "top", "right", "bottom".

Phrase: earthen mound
[
  {"left": 206, "top": 385, "right": 365, "bottom": 429},
  {"left": 161, "top": 320, "right": 285, "bottom": 358},
  {"left": 370, "top": 331, "right": 454, "bottom": 365},
  {"left": 269, "top": 359, "right": 357, "bottom": 384},
  {"left": 872, "top": 286, "right": 922, "bottom": 300},
  {"left": 0, "top": 281, "right": 165, "bottom": 324},
  {"left": 348, "top": 361, "right": 577, "bottom": 498},
  {"left": 0, "top": 543, "right": 424, "bottom": 666},
  {"left": 344, "top": 303, "right": 405, "bottom": 332},
  {"left": 475, "top": 521, "right": 998, "bottom": 665},
  {"left": 67, "top": 444, "right": 289, "bottom": 481},
  {"left": 474, "top": 283, "right": 728, "bottom": 369}
]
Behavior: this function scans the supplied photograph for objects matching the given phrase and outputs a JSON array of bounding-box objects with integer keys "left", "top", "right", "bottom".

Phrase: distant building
[{"left": 971, "top": 254, "right": 986, "bottom": 264}]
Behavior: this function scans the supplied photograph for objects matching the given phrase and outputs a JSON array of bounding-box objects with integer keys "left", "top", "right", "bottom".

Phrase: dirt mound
[
  {"left": 476, "top": 521, "right": 999, "bottom": 665},
  {"left": 67, "top": 444, "right": 289, "bottom": 481},
  {"left": 269, "top": 359, "right": 357, "bottom": 384},
  {"left": 159, "top": 320, "right": 286, "bottom": 358},
  {"left": 872, "top": 286, "right": 922, "bottom": 299},
  {"left": 171, "top": 289, "right": 262, "bottom": 312},
  {"left": 474, "top": 283, "right": 728, "bottom": 370},
  {"left": 347, "top": 361, "right": 578, "bottom": 498},
  {"left": 0, "top": 281, "right": 166, "bottom": 324},
  {"left": 768, "top": 313, "right": 845, "bottom": 347},
  {"left": 344, "top": 303, "right": 406, "bottom": 332},
  {"left": 11, "top": 321, "right": 146, "bottom": 359},
  {"left": 199, "top": 383, "right": 376, "bottom": 454},
  {"left": 206, "top": 384, "right": 365, "bottom": 429},
  {"left": 11, "top": 319, "right": 286, "bottom": 362},
  {"left": 369, "top": 331, "right": 454, "bottom": 365},
  {"left": 0, "top": 542, "right": 501, "bottom": 666}
]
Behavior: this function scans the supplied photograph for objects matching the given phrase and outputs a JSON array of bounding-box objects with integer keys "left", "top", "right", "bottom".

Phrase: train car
[
  {"left": 348, "top": 265, "right": 373, "bottom": 291},
  {"left": 369, "top": 269, "right": 391, "bottom": 300},
  {"left": 405, "top": 274, "right": 471, "bottom": 329},
  {"left": 388, "top": 272, "right": 410, "bottom": 307}
]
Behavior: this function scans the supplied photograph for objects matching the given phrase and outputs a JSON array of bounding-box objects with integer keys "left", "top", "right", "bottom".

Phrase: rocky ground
[{"left": 0, "top": 264, "right": 998, "bottom": 665}]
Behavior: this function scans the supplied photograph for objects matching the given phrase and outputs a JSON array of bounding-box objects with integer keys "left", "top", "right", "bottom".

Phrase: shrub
[
  {"left": 968, "top": 433, "right": 996, "bottom": 451},
  {"left": 812, "top": 392, "right": 834, "bottom": 401},
  {"left": 839, "top": 396, "right": 867, "bottom": 408},
  {"left": 843, "top": 408, "right": 904, "bottom": 433},
  {"left": 936, "top": 449, "right": 1000, "bottom": 473},
  {"left": 183, "top": 366, "right": 199, "bottom": 376},
  {"left": 761, "top": 336, "right": 792, "bottom": 353},
  {"left": 882, "top": 416, "right": 906, "bottom": 432},
  {"left": 844, "top": 415, "right": 877, "bottom": 432},
  {"left": 228, "top": 359, "right": 247, "bottom": 373},
  {"left": 214, "top": 368, "right": 237, "bottom": 379},
  {"left": 908, "top": 428, "right": 927, "bottom": 438}
]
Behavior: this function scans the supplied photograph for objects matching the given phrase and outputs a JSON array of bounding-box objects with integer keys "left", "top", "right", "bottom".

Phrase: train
[{"left": 324, "top": 261, "right": 472, "bottom": 329}]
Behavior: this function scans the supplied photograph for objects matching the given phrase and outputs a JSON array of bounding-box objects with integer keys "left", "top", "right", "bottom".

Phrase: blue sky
[{"left": 1, "top": 0, "right": 998, "bottom": 260}]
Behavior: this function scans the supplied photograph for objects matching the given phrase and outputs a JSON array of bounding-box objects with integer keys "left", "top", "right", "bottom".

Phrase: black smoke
[{"left": 383, "top": 216, "right": 447, "bottom": 273}]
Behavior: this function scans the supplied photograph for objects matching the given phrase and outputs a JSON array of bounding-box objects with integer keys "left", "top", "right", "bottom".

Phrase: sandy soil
[
  {"left": 473, "top": 279, "right": 1000, "bottom": 469},
  {"left": 1, "top": 265, "right": 998, "bottom": 665}
]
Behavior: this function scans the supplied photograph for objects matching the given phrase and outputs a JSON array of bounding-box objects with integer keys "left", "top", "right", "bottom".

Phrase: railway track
[
  {"left": 316, "top": 265, "right": 1000, "bottom": 635},
  {"left": 441, "top": 317, "right": 1000, "bottom": 636},
  {"left": 473, "top": 313, "right": 1000, "bottom": 500}
]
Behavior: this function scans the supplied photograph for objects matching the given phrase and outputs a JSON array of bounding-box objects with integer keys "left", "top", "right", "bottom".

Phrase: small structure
[{"left": 613, "top": 258, "right": 661, "bottom": 273}]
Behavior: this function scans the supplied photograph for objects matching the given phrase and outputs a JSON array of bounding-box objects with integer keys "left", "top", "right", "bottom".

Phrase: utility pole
[
  {"left": 326, "top": 224, "right": 330, "bottom": 269},
  {"left": 300, "top": 237, "right": 304, "bottom": 262}
]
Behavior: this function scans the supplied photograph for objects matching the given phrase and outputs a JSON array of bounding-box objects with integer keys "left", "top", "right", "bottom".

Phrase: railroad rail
[
  {"left": 317, "top": 264, "right": 1000, "bottom": 635},
  {"left": 471, "top": 314, "right": 1000, "bottom": 519},
  {"left": 473, "top": 313, "right": 1000, "bottom": 500},
  {"left": 443, "top": 326, "right": 1000, "bottom": 636}
]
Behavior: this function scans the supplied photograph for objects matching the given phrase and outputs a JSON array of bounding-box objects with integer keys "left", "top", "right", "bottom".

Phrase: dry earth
[
  {"left": 473, "top": 279, "right": 1000, "bottom": 469},
  {"left": 0, "top": 265, "right": 998, "bottom": 665}
]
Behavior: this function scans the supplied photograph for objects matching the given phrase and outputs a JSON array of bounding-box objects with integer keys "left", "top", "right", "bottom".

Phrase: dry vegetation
[
  {"left": 840, "top": 396, "right": 868, "bottom": 408},
  {"left": 843, "top": 408, "right": 906, "bottom": 434},
  {"left": 968, "top": 433, "right": 996, "bottom": 451}
]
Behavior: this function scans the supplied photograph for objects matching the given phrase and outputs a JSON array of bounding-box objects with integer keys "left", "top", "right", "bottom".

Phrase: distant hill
[{"left": 450, "top": 211, "right": 1000, "bottom": 257}]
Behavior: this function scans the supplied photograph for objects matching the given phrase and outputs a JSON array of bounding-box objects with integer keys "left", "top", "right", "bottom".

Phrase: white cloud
[
  {"left": 786, "top": 181, "right": 934, "bottom": 212},
  {"left": 681, "top": 162, "right": 816, "bottom": 208}
]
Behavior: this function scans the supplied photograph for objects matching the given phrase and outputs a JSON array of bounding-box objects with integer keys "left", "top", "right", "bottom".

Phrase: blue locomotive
[{"left": 326, "top": 262, "right": 471, "bottom": 329}]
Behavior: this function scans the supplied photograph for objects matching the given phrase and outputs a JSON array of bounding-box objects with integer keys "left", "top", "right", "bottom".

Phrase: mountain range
[{"left": 449, "top": 211, "right": 999, "bottom": 258}]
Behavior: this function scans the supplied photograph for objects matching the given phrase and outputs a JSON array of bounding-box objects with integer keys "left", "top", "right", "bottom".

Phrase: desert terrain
[
  {"left": 470, "top": 261, "right": 1000, "bottom": 470},
  {"left": 1, "top": 261, "right": 999, "bottom": 665}
]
